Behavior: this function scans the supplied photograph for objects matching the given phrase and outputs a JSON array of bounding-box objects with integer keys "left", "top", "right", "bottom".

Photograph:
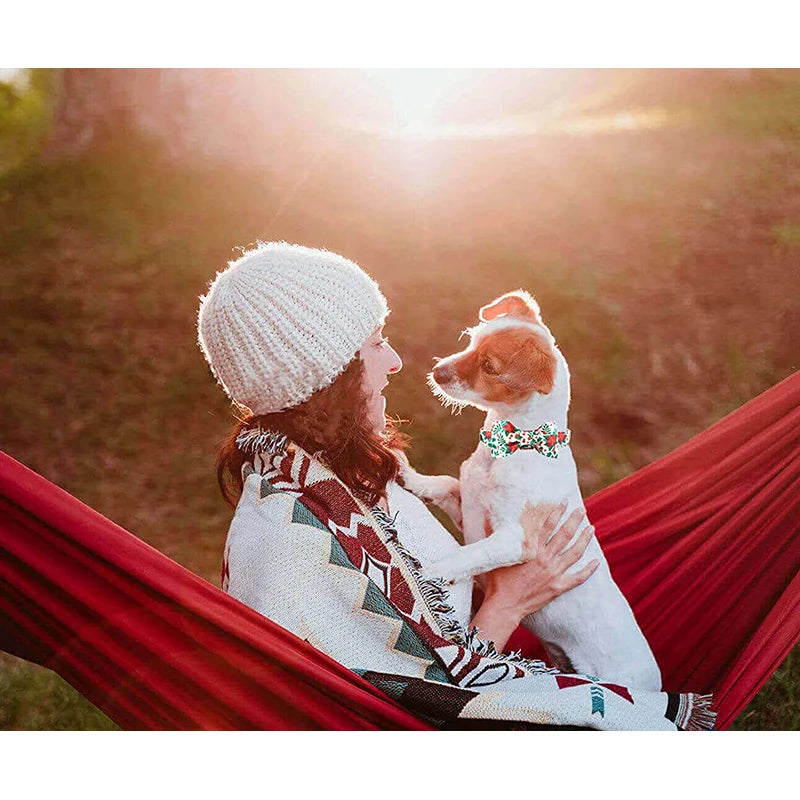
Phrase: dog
[{"left": 400, "top": 290, "right": 662, "bottom": 689}]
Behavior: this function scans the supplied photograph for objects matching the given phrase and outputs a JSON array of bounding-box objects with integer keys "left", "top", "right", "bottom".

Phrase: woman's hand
[{"left": 468, "top": 502, "right": 599, "bottom": 652}]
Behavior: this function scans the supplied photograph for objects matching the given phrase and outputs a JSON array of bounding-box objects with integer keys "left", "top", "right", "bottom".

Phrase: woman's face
[{"left": 359, "top": 326, "right": 403, "bottom": 433}]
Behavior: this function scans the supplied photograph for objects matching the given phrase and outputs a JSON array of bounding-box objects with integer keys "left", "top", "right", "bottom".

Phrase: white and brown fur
[{"left": 401, "top": 290, "right": 661, "bottom": 688}]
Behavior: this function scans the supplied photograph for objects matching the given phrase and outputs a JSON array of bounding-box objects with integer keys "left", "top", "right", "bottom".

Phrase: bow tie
[{"left": 479, "top": 419, "right": 571, "bottom": 459}]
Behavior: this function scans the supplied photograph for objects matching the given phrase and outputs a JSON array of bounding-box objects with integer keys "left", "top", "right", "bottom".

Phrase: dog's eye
[{"left": 481, "top": 360, "right": 498, "bottom": 375}]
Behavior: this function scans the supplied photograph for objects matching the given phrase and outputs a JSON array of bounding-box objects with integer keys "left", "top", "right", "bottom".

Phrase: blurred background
[{"left": 0, "top": 68, "right": 798, "bottom": 729}]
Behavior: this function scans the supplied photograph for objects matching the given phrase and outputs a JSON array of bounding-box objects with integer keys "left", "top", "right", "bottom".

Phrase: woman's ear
[{"left": 479, "top": 290, "right": 542, "bottom": 324}]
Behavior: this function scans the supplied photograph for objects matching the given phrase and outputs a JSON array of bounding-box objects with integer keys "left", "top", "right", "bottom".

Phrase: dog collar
[{"left": 479, "top": 419, "right": 571, "bottom": 459}]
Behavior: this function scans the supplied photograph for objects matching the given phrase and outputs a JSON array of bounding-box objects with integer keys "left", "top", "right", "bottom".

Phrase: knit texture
[
  {"left": 221, "top": 438, "right": 716, "bottom": 731},
  {"left": 197, "top": 242, "right": 389, "bottom": 414}
]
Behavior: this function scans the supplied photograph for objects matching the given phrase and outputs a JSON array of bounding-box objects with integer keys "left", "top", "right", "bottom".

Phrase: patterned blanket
[{"left": 224, "top": 430, "right": 715, "bottom": 730}]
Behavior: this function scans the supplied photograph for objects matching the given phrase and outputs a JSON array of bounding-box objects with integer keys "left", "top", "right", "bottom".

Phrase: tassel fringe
[
  {"left": 239, "top": 434, "right": 718, "bottom": 731},
  {"left": 236, "top": 426, "right": 288, "bottom": 456},
  {"left": 371, "top": 507, "right": 556, "bottom": 677},
  {"left": 685, "top": 694, "right": 717, "bottom": 731}
]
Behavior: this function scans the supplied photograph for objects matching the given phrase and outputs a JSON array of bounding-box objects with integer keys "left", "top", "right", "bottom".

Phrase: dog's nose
[{"left": 432, "top": 363, "right": 451, "bottom": 384}]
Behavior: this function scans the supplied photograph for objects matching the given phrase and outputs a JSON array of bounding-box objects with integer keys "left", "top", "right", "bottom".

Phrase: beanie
[{"left": 197, "top": 242, "right": 389, "bottom": 414}]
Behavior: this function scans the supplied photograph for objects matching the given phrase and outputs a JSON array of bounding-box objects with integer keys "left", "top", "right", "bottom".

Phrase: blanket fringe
[
  {"left": 686, "top": 694, "right": 717, "bottom": 731},
  {"left": 235, "top": 426, "right": 288, "bottom": 456},
  {"left": 371, "top": 507, "right": 556, "bottom": 677}
]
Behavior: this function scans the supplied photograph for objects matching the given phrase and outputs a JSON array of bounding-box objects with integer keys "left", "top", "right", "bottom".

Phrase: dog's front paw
[
  {"left": 394, "top": 450, "right": 412, "bottom": 487},
  {"left": 422, "top": 555, "right": 462, "bottom": 585},
  {"left": 400, "top": 469, "right": 456, "bottom": 503},
  {"left": 420, "top": 476, "right": 462, "bottom": 531},
  {"left": 397, "top": 466, "right": 463, "bottom": 530},
  {"left": 396, "top": 462, "right": 425, "bottom": 495}
]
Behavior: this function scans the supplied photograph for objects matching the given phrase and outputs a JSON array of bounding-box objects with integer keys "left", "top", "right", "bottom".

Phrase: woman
[{"left": 197, "top": 241, "right": 714, "bottom": 730}]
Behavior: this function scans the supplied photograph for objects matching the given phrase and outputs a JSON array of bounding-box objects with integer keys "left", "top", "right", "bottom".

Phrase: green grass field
[{"left": 1, "top": 69, "right": 798, "bottom": 729}]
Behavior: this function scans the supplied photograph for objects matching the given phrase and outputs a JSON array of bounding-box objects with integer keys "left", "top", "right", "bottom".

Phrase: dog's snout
[{"left": 432, "top": 363, "right": 454, "bottom": 384}]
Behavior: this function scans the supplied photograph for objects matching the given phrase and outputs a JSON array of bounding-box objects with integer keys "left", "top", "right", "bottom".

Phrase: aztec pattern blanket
[{"left": 223, "top": 430, "right": 715, "bottom": 730}]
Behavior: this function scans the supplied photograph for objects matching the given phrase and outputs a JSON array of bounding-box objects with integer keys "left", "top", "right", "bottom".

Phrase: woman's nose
[{"left": 387, "top": 345, "right": 403, "bottom": 374}]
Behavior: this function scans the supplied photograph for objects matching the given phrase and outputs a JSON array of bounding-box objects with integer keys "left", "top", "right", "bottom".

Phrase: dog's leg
[
  {"left": 397, "top": 461, "right": 462, "bottom": 530},
  {"left": 423, "top": 522, "right": 523, "bottom": 583},
  {"left": 533, "top": 636, "right": 576, "bottom": 674}
]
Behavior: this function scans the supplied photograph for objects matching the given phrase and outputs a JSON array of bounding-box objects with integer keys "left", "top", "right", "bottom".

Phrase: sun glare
[
  {"left": 361, "top": 69, "right": 473, "bottom": 135},
  {"left": 337, "top": 70, "right": 673, "bottom": 141}
]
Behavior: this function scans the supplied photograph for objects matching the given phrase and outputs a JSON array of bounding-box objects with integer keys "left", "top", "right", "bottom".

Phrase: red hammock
[{"left": 1, "top": 373, "right": 799, "bottom": 730}]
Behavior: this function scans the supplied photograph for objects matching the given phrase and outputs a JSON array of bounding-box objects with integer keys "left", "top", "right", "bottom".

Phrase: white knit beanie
[{"left": 197, "top": 242, "right": 389, "bottom": 414}]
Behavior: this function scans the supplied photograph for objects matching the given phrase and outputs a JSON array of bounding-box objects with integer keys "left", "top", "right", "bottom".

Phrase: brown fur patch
[{"left": 452, "top": 327, "right": 556, "bottom": 404}]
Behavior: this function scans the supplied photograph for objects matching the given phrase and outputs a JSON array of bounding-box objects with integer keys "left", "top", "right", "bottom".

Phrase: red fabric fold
[
  {"left": 0, "top": 462, "right": 427, "bottom": 730},
  {"left": 1, "top": 371, "right": 798, "bottom": 729}
]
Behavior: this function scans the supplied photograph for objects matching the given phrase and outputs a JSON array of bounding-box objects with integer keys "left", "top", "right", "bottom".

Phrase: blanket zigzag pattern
[
  {"left": 241, "top": 431, "right": 716, "bottom": 731},
  {"left": 256, "top": 449, "right": 554, "bottom": 691}
]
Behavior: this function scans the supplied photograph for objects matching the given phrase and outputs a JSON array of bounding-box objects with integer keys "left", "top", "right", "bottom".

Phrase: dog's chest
[
  {"left": 461, "top": 445, "right": 571, "bottom": 495},
  {"left": 460, "top": 444, "right": 579, "bottom": 543},
  {"left": 459, "top": 447, "right": 496, "bottom": 544},
  {"left": 460, "top": 445, "right": 491, "bottom": 483}
]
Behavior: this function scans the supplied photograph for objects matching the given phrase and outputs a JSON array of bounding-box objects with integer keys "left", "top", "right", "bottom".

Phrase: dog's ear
[
  {"left": 479, "top": 290, "right": 542, "bottom": 324},
  {"left": 500, "top": 332, "right": 555, "bottom": 396},
  {"left": 521, "top": 334, "right": 556, "bottom": 395}
]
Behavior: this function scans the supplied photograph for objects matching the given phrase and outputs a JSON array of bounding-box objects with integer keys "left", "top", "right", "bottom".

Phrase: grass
[
  {"left": 734, "top": 650, "right": 800, "bottom": 731},
  {"left": 0, "top": 71, "right": 52, "bottom": 175},
  {"left": 774, "top": 222, "right": 800, "bottom": 248},
  {"left": 1, "top": 69, "right": 799, "bottom": 729},
  {"left": 0, "top": 653, "right": 117, "bottom": 730}
]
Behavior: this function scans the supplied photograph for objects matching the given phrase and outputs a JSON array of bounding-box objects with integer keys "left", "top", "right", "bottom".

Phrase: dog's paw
[
  {"left": 421, "top": 476, "right": 463, "bottom": 530},
  {"left": 394, "top": 450, "right": 412, "bottom": 487},
  {"left": 397, "top": 468, "right": 463, "bottom": 530},
  {"left": 396, "top": 463, "right": 425, "bottom": 494},
  {"left": 421, "top": 556, "right": 460, "bottom": 585}
]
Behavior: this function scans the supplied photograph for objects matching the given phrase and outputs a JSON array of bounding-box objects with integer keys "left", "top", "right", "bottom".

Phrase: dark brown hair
[{"left": 216, "top": 357, "right": 408, "bottom": 509}]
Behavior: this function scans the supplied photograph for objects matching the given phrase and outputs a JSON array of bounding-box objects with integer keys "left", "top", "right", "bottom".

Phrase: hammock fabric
[{"left": 0, "top": 372, "right": 798, "bottom": 730}]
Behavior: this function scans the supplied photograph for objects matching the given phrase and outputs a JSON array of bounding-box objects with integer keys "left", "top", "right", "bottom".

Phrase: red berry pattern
[{"left": 479, "top": 419, "right": 571, "bottom": 459}]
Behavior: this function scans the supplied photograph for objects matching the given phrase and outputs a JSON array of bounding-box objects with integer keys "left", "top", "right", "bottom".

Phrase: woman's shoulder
[
  {"left": 224, "top": 466, "right": 334, "bottom": 601},
  {"left": 227, "top": 467, "right": 302, "bottom": 552}
]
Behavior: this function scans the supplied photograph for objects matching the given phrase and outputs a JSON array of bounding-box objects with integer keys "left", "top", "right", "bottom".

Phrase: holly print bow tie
[{"left": 479, "top": 419, "right": 571, "bottom": 459}]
